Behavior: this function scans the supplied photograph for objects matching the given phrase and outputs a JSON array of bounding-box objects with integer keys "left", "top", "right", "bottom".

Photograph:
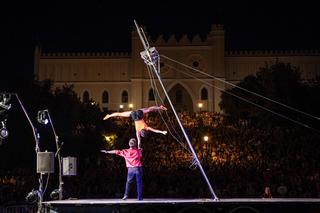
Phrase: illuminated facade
[{"left": 34, "top": 25, "right": 320, "bottom": 112}]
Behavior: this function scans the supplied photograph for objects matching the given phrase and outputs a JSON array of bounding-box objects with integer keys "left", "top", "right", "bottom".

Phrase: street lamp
[
  {"left": 198, "top": 103, "right": 203, "bottom": 112},
  {"left": 129, "top": 103, "right": 133, "bottom": 110},
  {"left": 119, "top": 104, "right": 124, "bottom": 112}
]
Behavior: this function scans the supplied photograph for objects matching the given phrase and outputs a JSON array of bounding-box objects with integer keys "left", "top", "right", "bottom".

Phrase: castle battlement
[
  {"left": 151, "top": 33, "right": 208, "bottom": 46},
  {"left": 41, "top": 51, "right": 130, "bottom": 58},
  {"left": 226, "top": 49, "right": 320, "bottom": 57}
]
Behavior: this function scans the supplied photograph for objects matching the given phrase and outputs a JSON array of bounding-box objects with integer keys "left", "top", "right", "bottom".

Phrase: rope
[
  {"left": 161, "top": 54, "right": 320, "bottom": 122},
  {"left": 163, "top": 62, "right": 320, "bottom": 135},
  {"left": 146, "top": 64, "right": 192, "bottom": 153}
]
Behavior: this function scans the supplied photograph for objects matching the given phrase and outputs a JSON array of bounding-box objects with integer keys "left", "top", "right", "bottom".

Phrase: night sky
[{"left": 1, "top": 0, "right": 320, "bottom": 86}]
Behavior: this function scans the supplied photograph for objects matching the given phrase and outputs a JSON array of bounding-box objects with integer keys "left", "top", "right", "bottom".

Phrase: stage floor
[
  {"left": 43, "top": 197, "right": 320, "bottom": 204},
  {"left": 43, "top": 198, "right": 320, "bottom": 213}
]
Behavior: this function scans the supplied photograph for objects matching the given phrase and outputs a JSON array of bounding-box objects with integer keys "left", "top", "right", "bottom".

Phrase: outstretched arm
[
  {"left": 103, "top": 111, "right": 132, "bottom": 120},
  {"left": 101, "top": 150, "right": 117, "bottom": 154},
  {"left": 141, "top": 105, "right": 167, "bottom": 114},
  {"left": 136, "top": 131, "right": 142, "bottom": 149}
]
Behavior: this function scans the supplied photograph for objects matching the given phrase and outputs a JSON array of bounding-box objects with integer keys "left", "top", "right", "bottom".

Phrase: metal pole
[
  {"left": 13, "top": 94, "right": 45, "bottom": 210},
  {"left": 46, "top": 110, "right": 64, "bottom": 200},
  {"left": 151, "top": 65, "right": 218, "bottom": 200},
  {"left": 134, "top": 21, "right": 219, "bottom": 200}
]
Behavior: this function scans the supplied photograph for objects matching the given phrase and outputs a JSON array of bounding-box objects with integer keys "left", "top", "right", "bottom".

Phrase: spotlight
[
  {"left": 0, "top": 93, "right": 12, "bottom": 110},
  {"left": 0, "top": 121, "right": 8, "bottom": 139},
  {"left": 37, "top": 110, "right": 49, "bottom": 125},
  {"left": 0, "top": 127, "right": 8, "bottom": 139},
  {"left": 25, "top": 189, "right": 40, "bottom": 203},
  {"left": 50, "top": 189, "right": 60, "bottom": 200}
]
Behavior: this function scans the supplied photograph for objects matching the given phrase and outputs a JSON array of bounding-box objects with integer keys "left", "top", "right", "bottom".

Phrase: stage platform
[{"left": 43, "top": 198, "right": 320, "bottom": 213}]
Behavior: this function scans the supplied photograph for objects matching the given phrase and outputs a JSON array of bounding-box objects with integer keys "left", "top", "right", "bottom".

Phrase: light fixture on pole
[
  {"left": 37, "top": 110, "right": 49, "bottom": 125},
  {"left": 0, "top": 121, "right": 9, "bottom": 140},
  {"left": 119, "top": 104, "right": 124, "bottom": 112},
  {"left": 37, "top": 109, "right": 64, "bottom": 200},
  {"left": 198, "top": 103, "right": 203, "bottom": 112},
  {"left": 0, "top": 93, "right": 12, "bottom": 110},
  {"left": 25, "top": 189, "right": 40, "bottom": 203},
  {"left": 0, "top": 93, "right": 11, "bottom": 143}
]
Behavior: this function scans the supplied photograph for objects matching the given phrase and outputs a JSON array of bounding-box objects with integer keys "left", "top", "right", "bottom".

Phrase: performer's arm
[
  {"left": 103, "top": 111, "right": 132, "bottom": 120},
  {"left": 141, "top": 105, "right": 167, "bottom": 113},
  {"left": 101, "top": 150, "right": 117, "bottom": 154},
  {"left": 136, "top": 131, "right": 141, "bottom": 149}
]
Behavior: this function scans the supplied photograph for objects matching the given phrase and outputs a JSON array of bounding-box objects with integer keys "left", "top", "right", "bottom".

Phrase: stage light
[
  {"left": 50, "top": 189, "right": 60, "bottom": 200},
  {"left": 0, "top": 121, "right": 8, "bottom": 139},
  {"left": 25, "top": 189, "right": 40, "bottom": 203},
  {"left": 37, "top": 110, "right": 49, "bottom": 125},
  {"left": 0, "top": 127, "right": 8, "bottom": 139},
  {"left": 0, "top": 93, "right": 12, "bottom": 110}
]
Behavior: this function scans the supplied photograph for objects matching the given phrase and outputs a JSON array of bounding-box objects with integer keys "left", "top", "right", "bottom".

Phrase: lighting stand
[
  {"left": 14, "top": 93, "right": 44, "bottom": 212},
  {"left": 40, "top": 109, "right": 64, "bottom": 200}
]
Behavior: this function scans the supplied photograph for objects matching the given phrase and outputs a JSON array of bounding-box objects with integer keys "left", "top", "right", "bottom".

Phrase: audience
[{"left": 1, "top": 111, "right": 319, "bottom": 205}]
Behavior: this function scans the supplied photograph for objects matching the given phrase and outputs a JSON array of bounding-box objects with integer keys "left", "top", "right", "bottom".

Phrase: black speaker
[{"left": 37, "top": 152, "right": 54, "bottom": 174}]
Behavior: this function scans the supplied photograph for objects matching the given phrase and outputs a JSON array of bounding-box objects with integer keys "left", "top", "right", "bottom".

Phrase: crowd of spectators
[{"left": 1, "top": 111, "right": 320, "bottom": 205}]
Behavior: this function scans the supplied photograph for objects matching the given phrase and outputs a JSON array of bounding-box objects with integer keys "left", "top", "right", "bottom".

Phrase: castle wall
[{"left": 35, "top": 26, "right": 320, "bottom": 113}]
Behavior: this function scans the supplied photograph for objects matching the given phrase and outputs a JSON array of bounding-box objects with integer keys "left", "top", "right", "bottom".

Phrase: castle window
[
  {"left": 176, "top": 89, "right": 182, "bottom": 103},
  {"left": 201, "top": 88, "right": 208, "bottom": 100},
  {"left": 121, "top": 91, "right": 128, "bottom": 103},
  {"left": 83, "top": 91, "right": 90, "bottom": 102},
  {"left": 192, "top": 61, "right": 199, "bottom": 68},
  {"left": 148, "top": 89, "right": 155, "bottom": 101},
  {"left": 102, "top": 91, "right": 109, "bottom": 103}
]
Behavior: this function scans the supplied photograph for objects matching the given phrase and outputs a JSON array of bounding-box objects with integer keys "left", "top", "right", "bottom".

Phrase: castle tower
[{"left": 207, "top": 24, "right": 225, "bottom": 112}]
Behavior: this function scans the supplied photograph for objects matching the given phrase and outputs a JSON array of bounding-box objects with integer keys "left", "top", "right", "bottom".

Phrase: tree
[
  {"left": 219, "top": 60, "right": 307, "bottom": 126},
  {"left": 0, "top": 81, "right": 104, "bottom": 170}
]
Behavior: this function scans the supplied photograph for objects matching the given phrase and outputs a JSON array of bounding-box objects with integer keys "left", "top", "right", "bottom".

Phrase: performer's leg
[
  {"left": 104, "top": 111, "right": 132, "bottom": 120},
  {"left": 124, "top": 168, "right": 135, "bottom": 199},
  {"left": 136, "top": 167, "right": 143, "bottom": 200},
  {"left": 146, "top": 126, "right": 167, "bottom": 135}
]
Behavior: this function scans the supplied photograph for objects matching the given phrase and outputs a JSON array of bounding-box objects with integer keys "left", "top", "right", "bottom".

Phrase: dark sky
[{"left": 1, "top": 0, "right": 320, "bottom": 86}]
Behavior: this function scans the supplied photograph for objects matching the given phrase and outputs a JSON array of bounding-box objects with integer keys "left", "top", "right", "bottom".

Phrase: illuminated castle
[{"left": 34, "top": 24, "right": 320, "bottom": 112}]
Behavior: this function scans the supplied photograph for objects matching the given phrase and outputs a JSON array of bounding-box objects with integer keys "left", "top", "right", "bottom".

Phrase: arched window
[
  {"left": 148, "top": 88, "right": 155, "bottom": 101},
  {"left": 201, "top": 88, "right": 208, "bottom": 100},
  {"left": 83, "top": 90, "right": 90, "bottom": 102},
  {"left": 176, "top": 89, "right": 182, "bottom": 103},
  {"left": 121, "top": 91, "right": 128, "bottom": 103},
  {"left": 102, "top": 91, "right": 109, "bottom": 103}
]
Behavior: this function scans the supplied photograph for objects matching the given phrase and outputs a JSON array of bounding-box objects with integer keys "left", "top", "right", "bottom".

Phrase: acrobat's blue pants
[{"left": 124, "top": 167, "right": 143, "bottom": 200}]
